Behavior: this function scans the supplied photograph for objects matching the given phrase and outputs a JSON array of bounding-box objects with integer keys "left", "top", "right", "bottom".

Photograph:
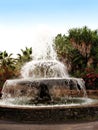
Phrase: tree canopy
[{"left": 54, "top": 26, "right": 98, "bottom": 76}]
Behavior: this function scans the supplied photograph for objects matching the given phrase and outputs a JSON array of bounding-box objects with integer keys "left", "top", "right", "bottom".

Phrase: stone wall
[{"left": 0, "top": 105, "right": 98, "bottom": 123}]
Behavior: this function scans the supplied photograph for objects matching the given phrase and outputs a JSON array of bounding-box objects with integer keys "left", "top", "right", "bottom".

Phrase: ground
[{"left": 0, "top": 120, "right": 98, "bottom": 130}]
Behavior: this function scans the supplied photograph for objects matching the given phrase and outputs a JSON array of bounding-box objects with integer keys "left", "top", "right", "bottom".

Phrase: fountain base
[
  {"left": 0, "top": 102, "right": 98, "bottom": 123},
  {"left": 1, "top": 78, "right": 97, "bottom": 123}
]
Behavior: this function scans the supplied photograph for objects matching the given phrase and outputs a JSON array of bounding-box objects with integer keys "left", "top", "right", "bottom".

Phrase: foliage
[
  {"left": 16, "top": 47, "right": 33, "bottom": 76},
  {"left": 83, "top": 72, "right": 98, "bottom": 89},
  {"left": 70, "top": 49, "right": 86, "bottom": 77},
  {"left": 54, "top": 34, "right": 75, "bottom": 72},
  {"left": 68, "top": 26, "right": 98, "bottom": 67},
  {"left": 0, "top": 47, "right": 32, "bottom": 88},
  {"left": 17, "top": 47, "right": 32, "bottom": 65},
  {"left": 54, "top": 26, "right": 98, "bottom": 77},
  {"left": 54, "top": 34, "right": 73, "bottom": 57},
  {"left": 0, "top": 51, "right": 19, "bottom": 88}
]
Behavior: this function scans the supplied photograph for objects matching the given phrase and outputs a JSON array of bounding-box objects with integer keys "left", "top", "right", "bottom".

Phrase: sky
[{"left": 0, "top": 0, "right": 98, "bottom": 56}]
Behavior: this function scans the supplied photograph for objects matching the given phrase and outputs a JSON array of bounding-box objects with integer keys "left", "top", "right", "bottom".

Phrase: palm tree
[
  {"left": 0, "top": 51, "right": 18, "bottom": 87},
  {"left": 0, "top": 51, "right": 16, "bottom": 70},
  {"left": 17, "top": 47, "right": 32, "bottom": 65}
]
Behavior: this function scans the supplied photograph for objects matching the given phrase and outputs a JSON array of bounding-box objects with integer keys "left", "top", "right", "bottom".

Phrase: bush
[{"left": 83, "top": 72, "right": 98, "bottom": 89}]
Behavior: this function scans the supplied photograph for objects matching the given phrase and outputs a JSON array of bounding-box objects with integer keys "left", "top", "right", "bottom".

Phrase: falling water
[{"left": 21, "top": 34, "right": 69, "bottom": 79}]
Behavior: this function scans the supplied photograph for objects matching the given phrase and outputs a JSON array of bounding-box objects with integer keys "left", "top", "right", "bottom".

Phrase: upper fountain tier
[
  {"left": 21, "top": 60, "right": 69, "bottom": 79},
  {"left": 21, "top": 35, "right": 69, "bottom": 79}
]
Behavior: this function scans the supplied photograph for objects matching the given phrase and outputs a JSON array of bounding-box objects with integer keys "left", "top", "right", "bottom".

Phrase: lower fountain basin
[
  {"left": 1, "top": 78, "right": 98, "bottom": 123},
  {"left": 0, "top": 99, "right": 98, "bottom": 123},
  {"left": 1, "top": 78, "right": 86, "bottom": 105}
]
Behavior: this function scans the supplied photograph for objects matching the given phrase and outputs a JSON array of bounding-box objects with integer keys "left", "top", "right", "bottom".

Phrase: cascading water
[
  {"left": 1, "top": 33, "right": 89, "bottom": 106},
  {"left": 21, "top": 60, "right": 69, "bottom": 79},
  {"left": 21, "top": 35, "right": 69, "bottom": 79}
]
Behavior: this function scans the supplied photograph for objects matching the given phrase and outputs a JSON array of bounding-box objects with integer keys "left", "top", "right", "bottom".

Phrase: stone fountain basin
[
  {"left": 0, "top": 102, "right": 98, "bottom": 123},
  {"left": 0, "top": 78, "right": 98, "bottom": 123},
  {"left": 1, "top": 77, "right": 86, "bottom": 101}
]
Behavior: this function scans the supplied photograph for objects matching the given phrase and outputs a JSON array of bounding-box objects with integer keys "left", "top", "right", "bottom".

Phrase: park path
[{"left": 0, "top": 120, "right": 98, "bottom": 130}]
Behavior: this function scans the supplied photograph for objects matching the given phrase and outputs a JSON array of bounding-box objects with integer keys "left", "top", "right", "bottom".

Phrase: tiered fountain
[{"left": 0, "top": 35, "right": 98, "bottom": 123}]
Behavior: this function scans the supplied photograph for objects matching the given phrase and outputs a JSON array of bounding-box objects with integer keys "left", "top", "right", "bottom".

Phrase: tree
[
  {"left": 17, "top": 47, "right": 32, "bottom": 65},
  {"left": 69, "top": 26, "right": 98, "bottom": 68},
  {"left": 54, "top": 26, "right": 98, "bottom": 77},
  {"left": 0, "top": 51, "right": 18, "bottom": 87},
  {"left": 54, "top": 34, "right": 74, "bottom": 71},
  {"left": 0, "top": 51, "right": 16, "bottom": 70}
]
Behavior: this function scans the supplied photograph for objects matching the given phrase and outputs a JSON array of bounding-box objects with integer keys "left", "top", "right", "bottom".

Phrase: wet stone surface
[{"left": 0, "top": 105, "right": 98, "bottom": 123}]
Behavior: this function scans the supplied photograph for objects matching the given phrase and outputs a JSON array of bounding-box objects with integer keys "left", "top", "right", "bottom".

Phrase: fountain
[{"left": 0, "top": 34, "right": 98, "bottom": 123}]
